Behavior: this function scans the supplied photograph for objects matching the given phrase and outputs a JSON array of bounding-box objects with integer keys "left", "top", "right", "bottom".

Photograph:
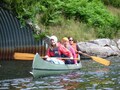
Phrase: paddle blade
[
  {"left": 91, "top": 56, "right": 111, "bottom": 66},
  {"left": 14, "top": 53, "right": 35, "bottom": 60}
]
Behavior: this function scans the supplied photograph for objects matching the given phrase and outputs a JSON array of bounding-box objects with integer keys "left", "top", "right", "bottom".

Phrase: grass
[
  {"left": 107, "top": 5, "right": 120, "bottom": 16},
  {"left": 39, "top": 6, "right": 120, "bottom": 41},
  {"left": 45, "top": 19, "right": 97, "bottom": 42}
]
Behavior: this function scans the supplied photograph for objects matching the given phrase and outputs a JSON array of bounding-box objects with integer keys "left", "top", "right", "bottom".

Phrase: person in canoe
[
  {"left": 45, "top": 35, "right": 73, "bottom": 64},
  {"left": 61, "top": 37, "right": 77, "bottom": 64},
  {"left": 68, "top": 37, "right": 82, "bottom": 59}
]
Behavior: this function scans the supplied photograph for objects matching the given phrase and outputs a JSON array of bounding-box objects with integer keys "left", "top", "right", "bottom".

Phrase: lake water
[{"left": 0, "top": 56, "right": 120, "bottom": 90}]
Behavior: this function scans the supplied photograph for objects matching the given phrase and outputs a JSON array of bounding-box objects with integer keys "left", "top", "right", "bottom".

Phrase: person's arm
[
  {"left": 70, "top": 46, "right": 78, "bottom": 64},
  {"left": 45, "top": 48, "right": 50, "bottom": 58},
  {"left": 76, "top": 44, "right": 82, "bottom": 54},
  {"left": 70, "top": 46, "right": 76, "bottom": 58},
  {"left": 59, "top": 45, "right": 73, "bottom": 58}
]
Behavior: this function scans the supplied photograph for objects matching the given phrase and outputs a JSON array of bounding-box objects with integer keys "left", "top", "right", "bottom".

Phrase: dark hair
[
  {"left": 68, "top": 36, "right": 77, "bottom": 42},
  {"left": 68, "top": 37, "right": 73, "bottom": 40}
]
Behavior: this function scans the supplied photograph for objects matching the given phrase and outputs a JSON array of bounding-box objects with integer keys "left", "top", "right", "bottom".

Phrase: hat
[
  {"left": 62, "top": 37, "right": 69, "bottom": 42},
  {"left": 50, "top": 35, "right": 58, "bottom": 43}
]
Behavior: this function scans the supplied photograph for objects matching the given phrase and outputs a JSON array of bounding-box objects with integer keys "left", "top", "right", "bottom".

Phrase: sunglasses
[{"left": 69, "top": 40, "right": 73, "bottom": 41}]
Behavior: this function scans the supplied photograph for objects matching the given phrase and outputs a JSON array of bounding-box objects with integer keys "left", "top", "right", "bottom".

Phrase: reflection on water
[{"left": 0, "top": 56, "right": 120, "bottom": 90}]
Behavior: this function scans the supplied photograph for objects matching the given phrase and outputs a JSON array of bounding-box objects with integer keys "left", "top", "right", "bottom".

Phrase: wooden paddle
[
  {"left": 14, "top": 52, "right": 110, "bottom": 66},
  {"left": 78, "top": 51, "right": 111, "bottom": 66},
  {"left": 14, "top": 52, "right": 80, "bottom": 60},
  {"left": 14, "top": 53, "right": 35, "bottom": 60}
]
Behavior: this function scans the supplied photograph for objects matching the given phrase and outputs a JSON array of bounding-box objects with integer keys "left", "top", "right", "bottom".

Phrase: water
[{"left": 0, "top": 56, "right": 120, "bottom": 90}]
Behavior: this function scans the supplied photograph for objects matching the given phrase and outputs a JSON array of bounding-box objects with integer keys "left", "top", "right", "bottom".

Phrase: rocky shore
[{"left": 77, "top": 38, "right": 120, "bottom": 57}]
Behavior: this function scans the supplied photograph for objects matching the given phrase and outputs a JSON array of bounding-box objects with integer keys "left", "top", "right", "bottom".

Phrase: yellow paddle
[
  {"left": 14, "top": 52, "right": 111, "bottom": 66},
  {"left": 79, "top": 52, "right": 111, "bottom": 66},
  {"left": 14, "top": 52, "right": 80, "bottom": 60},
  {"left": 14, "top": 53, "right": 35, "bottom": 60}
]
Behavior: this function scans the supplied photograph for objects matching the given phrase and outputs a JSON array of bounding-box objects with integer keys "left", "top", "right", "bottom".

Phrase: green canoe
[{"left": 31, "top": 53, "right": 82, "bottom": 78}]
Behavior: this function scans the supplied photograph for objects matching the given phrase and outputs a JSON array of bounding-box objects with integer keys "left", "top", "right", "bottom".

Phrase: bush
[
  {"left": 102, "top": 0, "right": 120, "bottom": 8},
  {"left": 1, "top": 0, "right": 120, "bottom": 39},
  {"left": 63, "top": 0, "right": 115, "bottom": 27}
]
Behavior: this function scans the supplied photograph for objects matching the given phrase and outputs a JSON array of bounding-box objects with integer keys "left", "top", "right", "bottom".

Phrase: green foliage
[
  {"left": 40, "top": 0, "right": 63, "bottom": 26},
  {"left": 96, "top": 27, "right": 114, "bottom": 38},
  {"left": 110, "top": 0, "right": 120, "bottom": 7},
  {"left": 1, "top": 0, "right": 120, "bottom": 39},
  {"left": 111, "top": 16, "right": 120, "bottom": 30},
  {"left": 101, "top": 0, "right": 120, "bottom": 8},
  {"left": 33, "top": 32, "right": 46, "bottom": 41},
  {"left": 41, "top": 9, "right": 62, "bottom": 26},
  {"left": 63, "top": 0, "right": 88, "bottom": 19},
  {"left": 63, "top": 0, "right": 114, "bottom": 27},
  {"left": 2, "top": 0, "right": 46, "bottom": 26},
  {"left": 96, "top": 16, "right": 120, "bottom": 38}
]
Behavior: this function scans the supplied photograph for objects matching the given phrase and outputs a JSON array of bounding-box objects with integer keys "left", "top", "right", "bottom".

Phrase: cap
[{"left": 50, "top": 35, "right": 58, "bottom": 43}]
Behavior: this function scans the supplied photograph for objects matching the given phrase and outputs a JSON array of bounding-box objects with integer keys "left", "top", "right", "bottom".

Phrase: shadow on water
[
  {"left": 0, "top": 60, "right": 32, "bottom": 80},
  {"left": 0, "top": 56, "right": 120, "bottom": 90}
]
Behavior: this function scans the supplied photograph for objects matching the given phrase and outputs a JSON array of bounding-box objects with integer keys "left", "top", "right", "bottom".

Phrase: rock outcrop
[{"left": 77, "top": 38, "right": 120, "bottom": 57}]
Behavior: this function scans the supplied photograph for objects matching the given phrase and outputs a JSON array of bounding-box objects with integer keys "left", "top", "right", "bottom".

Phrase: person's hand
[
  {"left": 70, "top": 57, "right": 73, "bottom": 60},
  {"left": 77, "top": 51, "right": 82, "bottom": 54},
  {"left": 44, "top": 55, "right": 49, "bottom": 60}
]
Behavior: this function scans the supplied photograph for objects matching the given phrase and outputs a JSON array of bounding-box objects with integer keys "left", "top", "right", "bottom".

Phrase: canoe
[{"left": 31, "top": 53, "right": 82, "bottom": 78}]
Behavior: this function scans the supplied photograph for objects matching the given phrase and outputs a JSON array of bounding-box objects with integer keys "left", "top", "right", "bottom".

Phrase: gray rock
[
  {"left": 117, "top": 39, "right": 120, "bottom": 50},
  {"left": 77, "top": 39, "right": 120, "bottom": 57}
]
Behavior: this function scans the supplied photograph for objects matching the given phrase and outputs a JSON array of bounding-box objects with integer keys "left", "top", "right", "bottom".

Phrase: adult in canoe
[
  {"left": 45, "top": 35, "right": 73, "bottom": 64},
  {"left": 61, "top": 37, "right": 77, "bottom": 64},
  {"left": 68, "top": 37, "right": 82, "bottom": 58}
]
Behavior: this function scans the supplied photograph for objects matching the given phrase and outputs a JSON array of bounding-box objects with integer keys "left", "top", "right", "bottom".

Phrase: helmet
[
  {"left": 50, "top": 35, "right": 58, "bottom": 43},
  {"left": 62, "top": 37, "right": 69, "bottom": 42}
]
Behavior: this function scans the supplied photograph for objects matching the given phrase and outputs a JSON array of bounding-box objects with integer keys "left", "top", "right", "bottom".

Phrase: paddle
[
  {"left": 78, "top": 51, "right": 111, "bottom": 66},
  {"left": 14, "top": 53, "right": 35, "bottom": 60},
  {"left": 14, "top": 52, "right": 80, "bottom": 60},
  {"left": 14, "top": 52, "right": 110, "bottom": 66}
]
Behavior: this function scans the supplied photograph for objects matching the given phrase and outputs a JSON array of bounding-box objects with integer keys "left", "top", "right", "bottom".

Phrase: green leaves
[{"left": 2, "top": 0, "right": 120, "bottom": 39}]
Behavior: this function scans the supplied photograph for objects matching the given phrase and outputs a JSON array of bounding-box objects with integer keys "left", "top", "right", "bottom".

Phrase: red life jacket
[{"left": 49, "top": 47, "right": 61, "bottom": 57}]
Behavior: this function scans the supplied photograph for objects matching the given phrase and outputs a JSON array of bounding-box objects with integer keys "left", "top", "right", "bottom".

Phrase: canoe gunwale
[{"left": 32, "top": 67, "right": 81, "bottom": 71}]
